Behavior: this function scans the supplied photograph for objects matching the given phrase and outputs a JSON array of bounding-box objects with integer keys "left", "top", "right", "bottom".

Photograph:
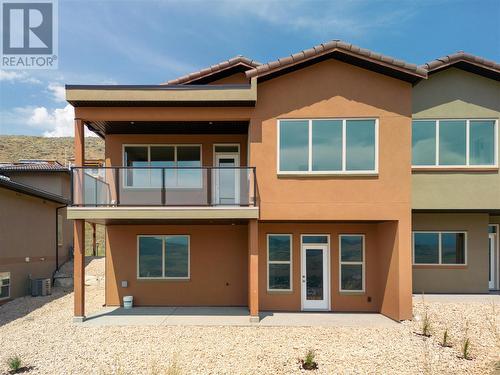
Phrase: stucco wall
[
  {"left": 248, "top": 59, "right": 413, "bottom": 222},
  {"left": 6, "top": 172, "right": 71, "bottom": 199},
  {"left": 105, "top": 224, "right": 248, "bottom": 306},
  {"left": 412, "top": 68, "right": 500, "bottom": 210},
  {"left": 412, "top": 213, "right": 489, "bottom": 293},
  {"left": 0, "top": 188, "right": 72, "bottom": 300}
]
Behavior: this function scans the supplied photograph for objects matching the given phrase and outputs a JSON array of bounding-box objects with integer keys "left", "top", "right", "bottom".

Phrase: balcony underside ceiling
[{"left": 85, "top": 120, "right": 249, "bottom": 138}]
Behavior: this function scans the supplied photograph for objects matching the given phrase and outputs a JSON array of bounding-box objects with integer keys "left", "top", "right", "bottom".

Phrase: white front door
[
  {"left": 301, "top": 244, "right": 329, "bottom": 310},
  {"left": 489, "top": 233, "right": 496, "bottom": 290},
  {"left": 214, "top": 152, "right": 240, "bottom": 205}
]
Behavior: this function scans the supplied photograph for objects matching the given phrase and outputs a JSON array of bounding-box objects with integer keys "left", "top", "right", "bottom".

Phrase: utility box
[{"left": 31, "top": 278, "right": 52, "bottom": 297}]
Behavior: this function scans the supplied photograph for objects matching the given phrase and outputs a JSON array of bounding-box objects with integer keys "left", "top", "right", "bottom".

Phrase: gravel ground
[{"left": 0, "top": 258, "right": 499, "bottom": 375}]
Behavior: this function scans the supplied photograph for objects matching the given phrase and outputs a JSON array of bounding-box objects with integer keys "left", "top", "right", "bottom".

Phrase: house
[
  {"left": 411, "top": 53, "right": 500, "bottom": 293},
  {"left": 0, "top": 161, "right": 72, "bottom": 302},
  {"left": 67, "top": 40, "right": 429, "bottom": 322}
]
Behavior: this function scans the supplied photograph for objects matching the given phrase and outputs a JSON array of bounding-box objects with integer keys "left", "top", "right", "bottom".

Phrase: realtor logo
[{"left": 1, "top": 0, "right": 58, "bottom": 69}]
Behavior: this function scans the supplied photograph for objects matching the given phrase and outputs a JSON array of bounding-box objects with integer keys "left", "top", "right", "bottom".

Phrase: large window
[
  {"left": 124, "top": 145, "right": 201, "bottom": 188},
  {"left": 412, "top": 120, "right": 497, "bottom": 167},
  {"left": 339, "top": 235, "right": 364, "bottom": 292},
  {"left": 278, "top": 119, "right": 377, "bottom": 174},
  {"left": 267, "top": 234, "right": 292, "bottom": 291},
  {"left": 413, "top": 232, "right": 466, "bottom": 265},
  {"left": 0, "top": 272, "right": 10, "bottom": 300},
  {"left": 137, "top": 235, "right": 190, "bottom": 279}
]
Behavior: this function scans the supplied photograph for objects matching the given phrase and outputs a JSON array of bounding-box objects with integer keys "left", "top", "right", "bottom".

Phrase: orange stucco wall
[{"left": 106, "top": 224, "right": 248, "bottom": 306}]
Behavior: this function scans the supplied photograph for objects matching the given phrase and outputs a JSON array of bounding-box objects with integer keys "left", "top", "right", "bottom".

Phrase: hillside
[{"left": 0, "top": 135, "right": 104, "bottom": 164}]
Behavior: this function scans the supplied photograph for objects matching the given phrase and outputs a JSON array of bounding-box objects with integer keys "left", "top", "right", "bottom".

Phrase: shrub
[
  {"left": 461, "top": 337, "right": 472, "bottom": 360},
  {"left": 300, "top": 349, "right": 318, "bottom": 371},
  {"left": 7, "top": 356, "right": 21, "bottom": 373},
  {"left": 421, "top": 311, "right": 432, "bottom": 337}
]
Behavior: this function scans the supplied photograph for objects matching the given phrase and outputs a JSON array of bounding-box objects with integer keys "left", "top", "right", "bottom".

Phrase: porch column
[
  {"left": 248, "top": 219, "right": 259, "bottom": 322},
  {"left": 73, "top": 119, "right": 85, "bottom": 322}
]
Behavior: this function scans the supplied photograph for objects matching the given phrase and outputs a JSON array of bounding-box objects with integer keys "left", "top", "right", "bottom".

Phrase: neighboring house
[
  {"left": 0, "top": 161, "right": 72, "bottom": 303},
  {"left": 67, "top": 41, "right": 427, "bottom": 322},
  {"left": 412, "top": 53, "right": 500, "bottom": 293}
]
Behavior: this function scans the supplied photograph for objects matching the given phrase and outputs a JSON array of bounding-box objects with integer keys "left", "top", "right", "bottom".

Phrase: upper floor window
[
  {"left": 124, "top": 145, "right": 201, "bottom": 188},
  {"left": 412, "top": 120, "right": 497, "bottom": 167},
  {"left": 277, "top": 119, "right": 378, "bottom": 174}
]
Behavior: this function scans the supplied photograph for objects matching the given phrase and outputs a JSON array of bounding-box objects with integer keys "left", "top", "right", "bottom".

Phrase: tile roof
[
  {"left": 164, "top": 55, "right": 261, "bottom": 85},
  {"left": 245, "top": 40, "right": 428, "bottom": 81},
  {"left": 0, "top": 161, "right": 69, "bottom": 173},
  {"left": 420, "top": 51, "right": 500, "bottom": 78},
  {"left": 0, "top": 175, "right": 69, "bottom": 204}
]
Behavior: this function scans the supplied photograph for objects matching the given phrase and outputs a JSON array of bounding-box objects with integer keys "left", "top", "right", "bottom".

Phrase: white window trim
[
  {"left": 412, "top": 119, "right": 498, "bottom": 169},
  {"left": 339, "top": 234, "right": 365, "bottom": 293},
  {"left": 412, "top": 231, "right": 468, "bottom": 266},
  {"left": 137, "top": 235, "right": 190, "bottom": 280},
  {"left": 122, "top": 144, "right": 203, "bottom": 189},
  {"left": 0, "top": 272, "right": 10, "bottom": 301},
  {"left": 276, "top": 118, "right": 379, "bottom": 176},
  {"left": 267, "top": 234, "right": 293, "bottom": 292},
  {"left": 212, "top": 143, "right": 241, "bottom": 162}
]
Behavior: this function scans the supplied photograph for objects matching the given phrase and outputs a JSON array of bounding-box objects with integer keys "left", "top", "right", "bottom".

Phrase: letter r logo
[{"left": 2, "top": 2, "right": 53, "bottom": 54}]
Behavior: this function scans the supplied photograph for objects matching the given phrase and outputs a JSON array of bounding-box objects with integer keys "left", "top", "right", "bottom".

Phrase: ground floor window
[
  {"left": 0, "top": 272, "right": 10, "bottom": 300},
  {"left": 137, "top": 235, "right": 190, "bottom": 279},
  {"left": 413, "top": 231, "right": 466, "bottom": 265},
  {"left": 267, "top": 234, "right": 292, "bottom": 291},
  {"left": 339, "top": 235, "right": 364, "bottom": 292}
]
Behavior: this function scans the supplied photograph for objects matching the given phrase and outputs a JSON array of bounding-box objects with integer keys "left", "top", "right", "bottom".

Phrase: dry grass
[{"left": 0, "top": 135, "right": 104, "bottom": 164}]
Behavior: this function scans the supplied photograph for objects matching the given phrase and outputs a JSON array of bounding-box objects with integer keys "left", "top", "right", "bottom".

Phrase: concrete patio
[{"left": 81, "top": 307, "right": 398, "bottom": 327}]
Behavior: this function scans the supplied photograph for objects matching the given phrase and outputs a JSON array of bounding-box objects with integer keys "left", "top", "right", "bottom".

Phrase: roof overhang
[
  {"left": 425, "top": 60, "right": 500, "bottom": 81},
  {"left": 66, "top": 79, "right": 257, "bottom": 107},
  {"left": 0, "top": 178, "right": 68, "bottom": 204}
]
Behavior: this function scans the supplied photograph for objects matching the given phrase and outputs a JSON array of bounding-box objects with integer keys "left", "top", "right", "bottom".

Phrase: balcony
[{"left": 68, "top": 167, "right": 258, "bottom": 221}]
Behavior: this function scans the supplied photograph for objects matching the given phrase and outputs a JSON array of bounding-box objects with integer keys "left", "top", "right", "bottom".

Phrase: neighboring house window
[
  {"left": 339, "top": 235, "right": 365, "bottom": 292},
  {"left": 124, "top": 145, "right": 201, "bottom": 188},
  {"left": 137, "top": 235, "right": 190, "bottom": 279},
  {"left": 0, "top": 272, "right": 10, "bottom": 300},
  {"left": 412, "top": 120, "right": 497, "bottom": 167},
  {"left": 267, "top": 234, "right": 292, "bottom": 291},
  {"left": 413, "top": 232, "right": 466, "bottom": 265},
  {"left": 278, "top": 119, "right": 377, "bottom": 174},
  {"left": 57, "top": 214, "right": 63, "bottom": 246}
]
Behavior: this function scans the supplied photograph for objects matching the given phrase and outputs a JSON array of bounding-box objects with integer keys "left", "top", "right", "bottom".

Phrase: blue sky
[{"left": 0, "top": 0, "right": 499, "bottom": 136}]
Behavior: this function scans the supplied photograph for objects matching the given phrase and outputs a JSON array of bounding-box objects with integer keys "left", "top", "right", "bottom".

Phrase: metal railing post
[
  {"left": 115, "top": 168, "right": 120, "bottom": 206},
  {"left": 253, "top": 167, "right": 257, "bottom": 207},
  {"left": 161, "top": 168, "right": 166, "bottom": 205},
  {"left": 206, "top": 167, "right": 212, "bottom": 206}
]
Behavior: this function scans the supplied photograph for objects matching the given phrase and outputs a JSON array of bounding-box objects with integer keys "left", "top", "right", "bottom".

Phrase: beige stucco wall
[
  {"left": 412, "top": 213, "right": 489, "bottom": 293},
  {"left": 412, "top": 68, "right": 500, "bottom": 210},
  {"left": 6, "top": 172, "right": 71, "bottom": 199},
  {"left": 0, "top": 188, "right": 73, "bottom": 301}
]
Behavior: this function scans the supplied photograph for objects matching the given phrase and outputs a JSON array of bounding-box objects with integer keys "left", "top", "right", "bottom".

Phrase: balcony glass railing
[{"left": 71, "top": 167, "right": 257, "bottom": 207}]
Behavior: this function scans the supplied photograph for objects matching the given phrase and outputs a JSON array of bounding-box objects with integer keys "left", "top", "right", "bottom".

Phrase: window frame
[
  {"left": 276, "top": 118, "right": 379, "bottom": 175},
  {"left": 122, "top": 144, "right": 203, "bottom": 189},
  {"left": 412, "top": 119, "right": 498, "bottom": 168},
  {"left": 0, "top": 272, "right": 10, "bottom": 301},
  {"left": 412, "top": 231, "right": 468, "bottom": 266},
  {"left": 267, "top": 233, "right": 293, "bottom": 292},
  {"left": 338, "top": 234, "right": 365, "bottom": 293},
  {"left": 136, "top": 235, "right": 190, "bottom": 280}
]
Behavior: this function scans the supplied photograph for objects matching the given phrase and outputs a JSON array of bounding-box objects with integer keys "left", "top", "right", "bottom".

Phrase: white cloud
[
  {"left": 16, "top": 104, "right": 95, "bottom": 137},
  {"left": 47, "top": 82, "right": 66, "bottom": 102},
  {"left": 0, "top": 70, "right": 42, "bottom": 84}
]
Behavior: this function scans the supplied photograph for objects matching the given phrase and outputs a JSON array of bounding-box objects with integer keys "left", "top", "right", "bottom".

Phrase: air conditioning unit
[{"left": 31, "top": 278, "right": 52, "bottom": 297}]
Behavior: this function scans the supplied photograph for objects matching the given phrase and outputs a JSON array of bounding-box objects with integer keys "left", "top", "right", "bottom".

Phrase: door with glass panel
[
  {"left": 214, "top": 152, "right": 240, "bottom": 205},
  {"left": 301, "top": 244, "right": 329, "bottom": 310}
]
